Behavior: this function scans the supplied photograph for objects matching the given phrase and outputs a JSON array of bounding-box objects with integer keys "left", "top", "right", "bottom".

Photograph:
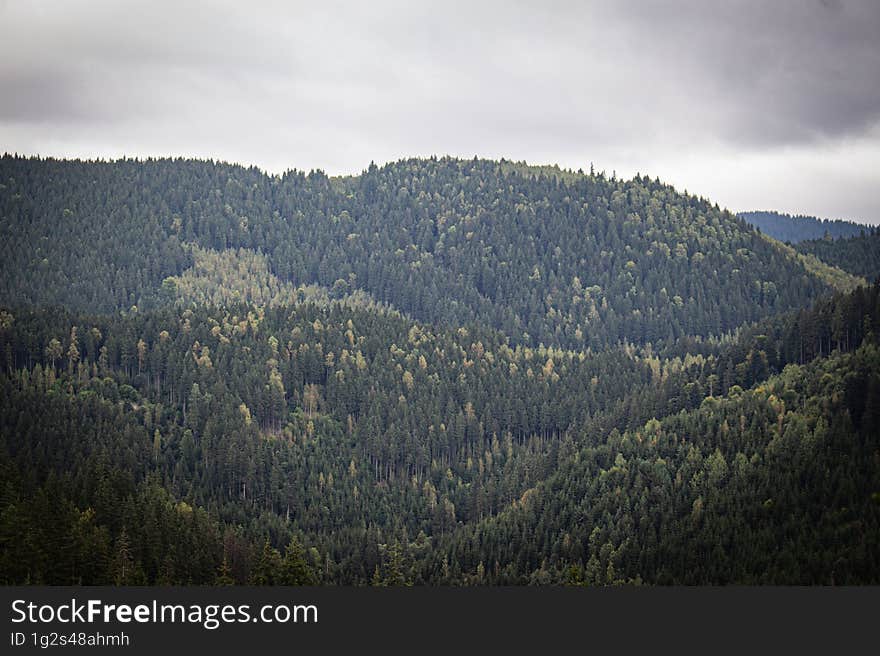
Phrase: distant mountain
[{"left": 739, "top": 210, "right": 869, "bottom": 243}]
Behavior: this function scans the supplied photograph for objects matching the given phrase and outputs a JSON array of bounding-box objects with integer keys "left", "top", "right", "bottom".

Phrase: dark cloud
[
  {"left": 623, "top": 0, "right": 880, "bottom": 145},
  {"left": 1, "top": 0, "right": 878, "bottom": 221},
  {"left": 0, "top": 70, "right": 86, "bottom": 123}
]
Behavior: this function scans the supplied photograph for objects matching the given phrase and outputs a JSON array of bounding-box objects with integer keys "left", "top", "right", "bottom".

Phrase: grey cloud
[
  {"left": 0, "top": 70, "right": 87, "bottom": 123},
  {"left": 0, "top": 0, "right": 878, "bottom": 220},
  {"left": 611, "top": 0, "right": 880, "bottom": 145}
]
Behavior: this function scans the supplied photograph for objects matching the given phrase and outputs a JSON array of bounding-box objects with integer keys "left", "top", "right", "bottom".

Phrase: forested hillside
[
  {"left": 795, "top": 230, "right": 880, "bottom": 282},
  {"left": 1, "top": 155, "right": 878, "bottom": 585},
  {"left": 441, "top": 339, "right": 880, "bottom": 584},
  {"left": 1, "top": 155, "right": 842, "bottom": 349},
  {"left": 740, "top": 210, "right": 869, "bottom": 243}
]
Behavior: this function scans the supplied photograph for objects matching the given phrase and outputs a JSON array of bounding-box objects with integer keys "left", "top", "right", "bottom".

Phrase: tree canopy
[{"left": 1, "top": 155, "right": 878, "bottom": 584}]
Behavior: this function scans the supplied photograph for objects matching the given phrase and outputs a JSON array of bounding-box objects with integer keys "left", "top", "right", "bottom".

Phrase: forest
[
  {"left": 739, "top": 210, "right": 870, "bottom": 243},
  {"left": 0, "top": 155, "right": 878, "bottom": 584},
  {"left": 795, "top": 230, "right": 880, "bottom": 282}
]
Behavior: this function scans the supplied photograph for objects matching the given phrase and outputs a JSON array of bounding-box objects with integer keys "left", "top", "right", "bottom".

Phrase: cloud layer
[{"left": 2, "top": 0, "right": 879, "bottom": 223}]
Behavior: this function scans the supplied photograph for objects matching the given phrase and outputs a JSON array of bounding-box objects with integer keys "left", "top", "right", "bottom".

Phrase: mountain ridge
[
  {"left": 2, "top": 154, "right": 879, "bottom": 585},
  {"left": 739, "top": 209, "right": 871, "bottom": 243},
  {"left": 0, "top": 154, "right": 843, "bottom": 348}
]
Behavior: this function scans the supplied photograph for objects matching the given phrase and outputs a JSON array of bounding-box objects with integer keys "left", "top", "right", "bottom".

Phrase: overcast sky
[{"left": 1, "top": 0, "right": 879, "bottom": 224}]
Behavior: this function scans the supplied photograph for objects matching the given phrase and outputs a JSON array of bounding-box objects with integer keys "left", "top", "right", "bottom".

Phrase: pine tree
[{"left": 279, "top": 537, "right": 316, "bottom": 585}]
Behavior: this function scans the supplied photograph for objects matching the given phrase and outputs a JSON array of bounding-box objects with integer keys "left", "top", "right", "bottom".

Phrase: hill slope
[
  {"left": 795, "top": 230, "right": 880, "bottom": 282},
  {"left": 1, "top": 155, "right": 837, "bottom": 348},
  {"left": 437, "top": 340, "right": 880, "bottom": 584},
  {"left": 1, "top": 280, "right": 877, "bottom": 584},
  {"left": 739, "top": 210, "right": 869, "bottom": 243},
  {"left": 2, "top": 154, "right": 878, "bottom": 585}
]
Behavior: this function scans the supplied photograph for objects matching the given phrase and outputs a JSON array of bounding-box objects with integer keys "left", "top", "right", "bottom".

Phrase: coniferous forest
[
  {"left": 739, "top": 210, "right": 870, "bottom": 244},
  {"left": 1, "top": 154, "right": 879, "bottom": 585}
]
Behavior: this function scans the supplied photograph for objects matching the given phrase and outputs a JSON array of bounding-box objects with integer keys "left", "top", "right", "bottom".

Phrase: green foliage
[
  {"left": 1, "top": 154, "right": 878, "bottom": 585},
  {"left": 796, "top": 229, "right": 880, "bottom": 282},
  {"left": 763, "top": 235, "right": 865, "bottom": 293},
  {"left": 740, "top": 210, "right": 869, "bottom": 243},
  {"left": 280, "top": 537, "right": 316, "bottom": 585},
  {"left": 1, "top": 154, "right": 833, "bottom": 348},
  {"left": 0, "top": 281, "right": 878, "bottom": 583},
  {"left": 443, "top": 342, "right": 880, "bottom": 584},
  {"left": 167, "top": 245, "right": 386, "bottom": 312}
]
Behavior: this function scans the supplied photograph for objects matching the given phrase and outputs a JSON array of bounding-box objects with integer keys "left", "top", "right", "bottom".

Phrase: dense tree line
[
  {"left": 433, "top": 341, "right": 880, "bottom": 584},
  {"left": 795, "top": 229, "right": 880, "bottom": 282},
  {"left": 740, "top": 210, "right": 870, "bottom": 243},
  {"left": 1, "top": 279, "right": 878, "bottom": 584},
  {"left": 1, "top": 155, "right": 846, "bottom": 350},
  {"left": 1, "top": 154, "right": 877, "bottom": 585}
]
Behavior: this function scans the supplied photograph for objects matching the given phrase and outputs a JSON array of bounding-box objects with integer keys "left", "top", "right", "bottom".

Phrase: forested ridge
[
  {"left": 795, "top": 230, "right": 880, "bottom": 283},
  {"left": 740, "top": 210, "right": 870, "bottom": 243},
  {"left": 1, "top": 155, "right": 846, "bottom": 348},
  {"left": 1, "top": 155, "right": 878, "bottom": 585},
  {"left": 738, "top": 208, "right": 879, "bottom": 281}
]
